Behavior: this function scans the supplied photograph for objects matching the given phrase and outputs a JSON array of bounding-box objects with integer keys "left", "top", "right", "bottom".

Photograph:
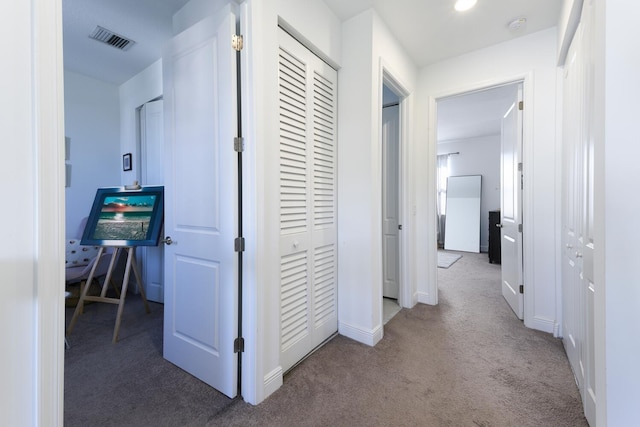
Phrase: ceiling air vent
[{"left": 89, "top": 26, "right": 135, "bottom": 51}]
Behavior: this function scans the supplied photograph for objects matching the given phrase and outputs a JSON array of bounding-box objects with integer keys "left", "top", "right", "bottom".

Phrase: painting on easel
[{"left": 81, "top": 186, "right": 164, "bottom": 247}]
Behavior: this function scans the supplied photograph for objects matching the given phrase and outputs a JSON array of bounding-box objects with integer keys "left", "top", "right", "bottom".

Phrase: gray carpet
[
  {"left": 437, "top": 250, "right": 462, "bottom": 268},
  {"left": 65, "top": 252, "right": 587, "bottom": 426},
  {"left": 64, "top": 293, "right": 234, "bottom": 426}
]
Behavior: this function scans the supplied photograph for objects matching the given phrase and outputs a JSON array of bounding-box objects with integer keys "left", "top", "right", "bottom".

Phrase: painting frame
[
  {"left": 122, "top": 153, "right": 132, "bottom": 171},
  {"left": 80, "top": 186, "right": 164, "bottom": 247}
]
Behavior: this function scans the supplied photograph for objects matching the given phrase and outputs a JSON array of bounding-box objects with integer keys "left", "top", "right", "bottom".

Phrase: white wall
[
  {"left": 241, "top": 0, "right": 342, "bottom": 404},
  {"left": 597, "top": 0, "right": 640, "bottom": 423},
  {"left": 64, "top": 71, "right": 121, "bottom": 237},
  {"left": 438, "top": 135, "right": 501, "bottom": 252},
  {"left": 1, "top": 0, "right": 65, "bottom": 424},
  {"left": 173, "top": 0, "right": 231, "bottom": 34},
  {"left": 118, "top": 59, "right": 163, "bottom": 186},
  {"left": 417, "top": 28, "right": 559, "bottom": 333},
  {"left": 1, "top": 4, "right": 38, "bottom": 425},
  {"left": 337, "top": 9, "right": 419, "bottom": 344}
]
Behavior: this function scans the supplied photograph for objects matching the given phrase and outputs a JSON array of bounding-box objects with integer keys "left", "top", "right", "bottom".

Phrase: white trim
[
  {"left": 263, "top": 366, "right": 284, "bottom": 397},
  {"left": 553, "top": 321, "right": 561, "bottom": 338},
  {"left": 558, "top": 0, "right": 585, "bottom": 66},
  {"left": 429, "top": 73, "right": 535, "bottom": 326},
  {"left": 238, "top": 0, "right": 260, "bottom": 405},
  {"left": 425, "top": 96, "right": 439, "bottom": 306},
  {"left": 528, "top": 316, "right": 556, "bottom": 335},
  {"left": 416, "top": 291, "right": 432, "bottom": 305},
  {"left": 339, "top": 321, "right": 383, "bottom": 346},
  {"left": 554, "top": 66, "right": 565, "bottom": 340},
  {"left": 380, "top": 59, "right": 413, "bottom": 312},
  {"left": 277, "top": 17, "right": 339, "bottom": 70},
  {"left": 34, "top": 0, "right": 65, "bottom": 424}
]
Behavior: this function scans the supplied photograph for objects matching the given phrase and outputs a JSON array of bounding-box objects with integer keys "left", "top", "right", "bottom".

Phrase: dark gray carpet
[
  {"left": 64, "top": 293, "right": 233, "bottom": 426},
  {"left": 65, "top": 252, "right": 587, "bottom": 426}
]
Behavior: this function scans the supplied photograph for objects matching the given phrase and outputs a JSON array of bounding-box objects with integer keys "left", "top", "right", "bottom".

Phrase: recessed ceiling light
[
  {"left": 455, "top": 0, "right": 478, "bottom": 12},
  {"left": 508, "top": 17, "right": 527, "bottom": 31}
]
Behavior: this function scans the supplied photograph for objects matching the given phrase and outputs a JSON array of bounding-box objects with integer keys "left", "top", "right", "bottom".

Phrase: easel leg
[
  {"left": 67, "top": 246, "right": 104, "bottom": 337},
  {"left": 112, "top": 247, "right": 133, "bottom": 343},
  {"left": 130, "top": 250, "right": 151, "bottom": 314},
  {"left": 100, "top": 247, "right": 121, "bottom": 298}
]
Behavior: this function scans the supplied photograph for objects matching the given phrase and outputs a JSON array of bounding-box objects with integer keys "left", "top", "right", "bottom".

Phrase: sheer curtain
[{"left": 436, "top": 154, "right": 450, "bottom": 248}]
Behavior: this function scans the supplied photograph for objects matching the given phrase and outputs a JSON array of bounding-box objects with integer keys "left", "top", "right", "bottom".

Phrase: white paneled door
[
  {"left": 162, "top": 6, "right": 238, "bottom": 398},
  {"left": 500, "top": 85, "right": 524, "bottom": 319},
  {"left": 278, "top": 28, "right": 338, "bottom": 373},
  {"left": 140, "top": 100, "right": 164, "bottom": 303},
  {"left": 382, "top": 104, "right": 400, "bottom": 299},
  {"left": 562, "top": 2, "right": 596, "bottom": 424}
]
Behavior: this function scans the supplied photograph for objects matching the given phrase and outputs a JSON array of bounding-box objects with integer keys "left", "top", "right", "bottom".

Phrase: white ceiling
[
  {"left": 62, "top": 0, "right": 561, "bottom": 140},
  {"left": 322, "top": 0, "right": 562, "bottom": 67},
  {"left": 63, "top": 0, "right": 190, "bottom": 85},
  {"left": 437, "top": 84, "right": 519, "bottom": 142}
]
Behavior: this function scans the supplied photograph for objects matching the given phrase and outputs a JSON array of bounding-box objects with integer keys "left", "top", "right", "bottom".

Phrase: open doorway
[{"left": 435, "top": 82, "right": 524, "bottom": 318}]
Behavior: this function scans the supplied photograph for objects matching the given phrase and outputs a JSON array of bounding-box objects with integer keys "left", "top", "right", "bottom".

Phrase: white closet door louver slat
[
  {"left": 279, "top": 47, "right": 307, "bottom": 234},
  {"left": 313, "top": 245, "right": 335, "bottom": 326},
  {"left": 278, "top": 29, "right": 337, "bottom": 373},
  {"left": 280, "top": 251, "right": 309, "bottom": 351},
  {"left": 313, "top": 71, "right": 335, "bottom": 229}
]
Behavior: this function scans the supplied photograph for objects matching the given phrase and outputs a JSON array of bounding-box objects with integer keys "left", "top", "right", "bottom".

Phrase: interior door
[
  {"left": 278, "top": 28, "right": 338, "bottom": 373},
  {"left": 500, "top": 85, "right": 524, "bottom": 319},
  {"left": 562, "top": 35, "right": 584, "bottom": 392},
  {"left": 162, "top": 6, "right": 238, "bottom": 398},
  {"left": 382, "top": 103, "right": 400, "bottom": 299},
  {"left": 581, "top": 3, "right": 597, "bottom": 422},
  {"left": 561, "top": 4, "right": 597, "bottom": 423},
  {"left": 140, "top": 100, "right": 164, "bottom": 303}
]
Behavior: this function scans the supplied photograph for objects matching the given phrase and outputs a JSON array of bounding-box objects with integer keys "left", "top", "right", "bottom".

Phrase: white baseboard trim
[
  {"left": 553, "top": 321, "right": 561, "bottom": 338},
  {"left": 339, "top": 321, "right": 383, "bottom": 346},
  {"left": 263, "top": 366, "right": 283, "bottom": 399},
  {"left": 526, "top": 315, "right": 556, "bottom": 334},
  {"left": 417, "top": 291, "right": 435, "bottom": 305}
]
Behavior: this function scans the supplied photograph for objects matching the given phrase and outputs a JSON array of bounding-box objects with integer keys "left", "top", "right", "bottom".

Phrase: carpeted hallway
[{"left": 65, "top": 251, "right": 587, "bottom": 426}]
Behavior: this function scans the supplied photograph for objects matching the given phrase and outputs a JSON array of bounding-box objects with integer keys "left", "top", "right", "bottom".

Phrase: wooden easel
[{"left": 66, "top": 246, "right": 150, "bottom": 343}]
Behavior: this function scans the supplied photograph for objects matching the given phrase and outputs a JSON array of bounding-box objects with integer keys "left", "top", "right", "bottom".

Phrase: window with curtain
[{"left": 437, "top": 155, "right": 450, "bottom": 216}]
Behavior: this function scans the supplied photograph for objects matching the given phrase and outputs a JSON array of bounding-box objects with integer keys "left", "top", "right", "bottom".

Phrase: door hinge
[
  {"left": 518, "top": 162, "right": 523, "bottom": 172},
  {"left": 398, "top": 224, "right": 403, "bottom": 231},
  {"left": 518, "top": 223, "right": 523, "bottom": 233},
  {"left": 234, "top": 337, "right": 244, "bottom": 353},
  {"left": 518, "top": 101, "right": 524, "bottom": 111},
  {"left": 232, "top": 34, "right": 243, "bottom": 51},
  {"left": 234, "top": 137, "right": 244, "bottom": 152},
  {"left": 519, "top": 284, "right": 524, "bottom": 294},
  {"left": 234, "top": 237, "right": 245, "bottom": 252}
]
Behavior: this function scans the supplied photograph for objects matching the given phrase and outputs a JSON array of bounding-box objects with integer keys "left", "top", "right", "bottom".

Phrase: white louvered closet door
[{"left": 278, "top": 28, "right": 338, "bottom": 373}]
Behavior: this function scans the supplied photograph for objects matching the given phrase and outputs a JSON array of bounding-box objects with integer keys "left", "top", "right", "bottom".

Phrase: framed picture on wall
[{"left": 123, "top": 153, "right": 132, "bottom": 171}]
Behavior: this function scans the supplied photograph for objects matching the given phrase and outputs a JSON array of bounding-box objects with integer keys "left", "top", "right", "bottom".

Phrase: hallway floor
[{"left": 65, "top": 251, "right": 587, "bottom": 426}]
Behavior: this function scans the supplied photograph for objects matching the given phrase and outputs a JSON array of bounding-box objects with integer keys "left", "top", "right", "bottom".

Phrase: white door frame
[
  {"left": 428, "top": 73, "right": 534, "bottom": 324},
  {"left": 26, "top": 0, "right": 65, "bottom": 423},
  {"left": 380, "top": 64, "right": 411, "bottom": 312}
]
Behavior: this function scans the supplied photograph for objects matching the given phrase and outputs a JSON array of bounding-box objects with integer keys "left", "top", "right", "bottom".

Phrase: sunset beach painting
[
  {"left": 93, "top": 195, "right": 156, "bottom": 241},
  {"left": 81, "top": 186, "right": 164, "bottom": 247}
]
